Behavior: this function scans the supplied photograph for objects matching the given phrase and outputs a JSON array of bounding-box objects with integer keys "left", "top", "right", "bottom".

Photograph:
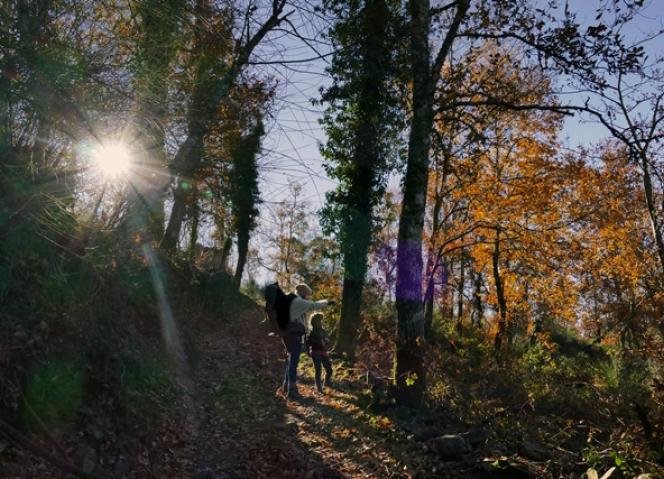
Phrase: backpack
[{"left": 264, "top": 282, "right": 297, "bottom": 334}]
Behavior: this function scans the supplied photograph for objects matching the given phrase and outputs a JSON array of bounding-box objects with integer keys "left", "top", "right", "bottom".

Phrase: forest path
[{"left": 181, "top": 304, "right": 465, "bottom": 479}]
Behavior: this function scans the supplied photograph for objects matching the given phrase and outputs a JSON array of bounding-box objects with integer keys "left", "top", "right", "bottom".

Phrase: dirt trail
[
  {"left": 178, "top": 305, "right": 470, "bottom": 479},
  {"left": 1, "top": 303, "right": 474, "bottom": 478}
]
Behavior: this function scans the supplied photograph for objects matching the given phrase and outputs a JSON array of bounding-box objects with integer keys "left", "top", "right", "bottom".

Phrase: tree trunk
[
  {"left": 162, "top": 130, "right": 205, "bottom": 251},
  {"left": 333, "top": 0, "right": 391, "bottom": 360},
  {"left": 638, "top": 152, "right": 664, "bottom": 283},
  {"left": 424, "top": 162, "right": 445, "bottom": 338},
  {"left": 335, "top": 200, "right": 373, "bottom": 359},
  {"left": 220, "top": 236, "right": 232, "bottom": 272},
  {"left": 31, "top": 115, "right": 50, "bottom": 176},
  {"left": 394, "top": 0, "right": 433, "bottom": 406},
  {"left": 447, "top": 258, "right": 455, "bottom": 322},
  {"left": 471, "top": 267, "right": 484, "bottom": 327},
  {"left": 162, "top": 181, "right": 190, "bottom": 251},
  {"left": 188, "top": 188, "right": 200, "bottom": 263},
  {"left": 423, "top": 254, "right": 436, "bottom": 338},
  {"left": 457, "top": 253, "right": 465, "bottom": 325},
  {"left": 234, "top": 228, "right": 249, "bottom": 287},
  {"left": 336, "top": 276, "right": 364, "bottom": 359},
  {"left": 126, "top": 0, "right": 186, "bottom": 240},
  {"left": 492, "top": 229, "right": 508, "bottom": 350},
  {"left": 394, "top": 0, "right": 468, "bottom": 407},
  {"left": 0, "top": 74, "right": 10, "bottom": 163},
  {"left": 161, "top": 0, "right": 286, "bottom": 251},
  {"left": 231, "top": 118, "right": 263, "bottom": 288}
]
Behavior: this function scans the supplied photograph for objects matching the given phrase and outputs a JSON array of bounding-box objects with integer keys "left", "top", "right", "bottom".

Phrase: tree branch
[{"left": 431, "top": 0, "right": 470, "bottom": 88}]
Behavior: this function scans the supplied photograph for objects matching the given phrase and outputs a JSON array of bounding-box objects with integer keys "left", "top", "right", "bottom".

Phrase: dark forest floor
[
  {"left": 3, "top": 297, "right": 649, "bottom": 478},
  {"left": 168, "top": 304, "right": 483, "bottom": 479}
]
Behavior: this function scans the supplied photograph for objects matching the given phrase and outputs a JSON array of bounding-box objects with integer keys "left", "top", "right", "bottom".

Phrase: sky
[
  {"left": 252, "top": 0, "right": 664, "bottom": 221},
  {"left": 229, "top": 0, "right": 664, "bottom": 283},
  {"left": 558, "top": 0, "right": 664, "bottom": 148}
]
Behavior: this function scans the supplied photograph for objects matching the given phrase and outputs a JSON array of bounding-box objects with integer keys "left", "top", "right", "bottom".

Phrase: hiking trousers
[
  {"left": 312, "top": 353, "right": 332, "bottom": 392},
  {"left": 282, "top": 333, "right": 303, "bottom": 394}
]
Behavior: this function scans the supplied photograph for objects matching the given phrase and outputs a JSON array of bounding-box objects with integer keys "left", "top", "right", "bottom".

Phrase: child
[{"left": 307, "top": 313, "right": 333, "bottom": 394}]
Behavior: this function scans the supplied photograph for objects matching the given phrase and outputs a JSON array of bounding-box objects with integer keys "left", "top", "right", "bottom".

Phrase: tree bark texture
[
  {"left": 492, "top": 229, "right": 508, "bottom": 350},
  {"left": 394, "top": 0, "right": 468, "bottom": 407},
  {"left": 471, "top": 267, "right": 484, "bottom": 327},
  {"left": 394, "top": 0, "right": 433, "bottom": 407}
]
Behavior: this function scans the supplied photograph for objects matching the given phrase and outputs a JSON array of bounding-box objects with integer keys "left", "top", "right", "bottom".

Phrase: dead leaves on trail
[{"left": 182, "top": 304, "right": 452, "bottom": 479}]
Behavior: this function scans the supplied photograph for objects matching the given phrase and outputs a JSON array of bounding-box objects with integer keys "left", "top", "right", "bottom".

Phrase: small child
[{"left": 307, "top": 313, "right": 333, "bottom": 394}]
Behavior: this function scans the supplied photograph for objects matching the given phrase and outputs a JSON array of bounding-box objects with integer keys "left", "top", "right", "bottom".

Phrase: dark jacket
[{"left": 307, "top": 328, "right": 330, "bottom": 354}]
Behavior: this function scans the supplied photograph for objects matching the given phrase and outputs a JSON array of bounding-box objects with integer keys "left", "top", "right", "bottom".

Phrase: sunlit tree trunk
[
  {"left": 394, "top": 0, "right": 468, "bottom": 407},
  {"left": 394, "top": 0, "right": 433, "bottom": 406}
]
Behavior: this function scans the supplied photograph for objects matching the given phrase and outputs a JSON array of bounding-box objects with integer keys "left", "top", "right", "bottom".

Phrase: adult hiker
[{"left": 282, "top": 283, "right": 335, "bottom": 399}]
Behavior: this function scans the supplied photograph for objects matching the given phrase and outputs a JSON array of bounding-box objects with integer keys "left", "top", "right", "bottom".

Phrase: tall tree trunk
[
  {"left": 336, "top": 275, "right": 364, "bottom": 359},
  {"left": 220, "top": 236, "right": 232, "bottom": 272},
  {"left": 234, "top": 228, "right": 249, "bottom": 287},
  {"left": 335, "top": 194, "right": 374, "bottom": 358},
  {"left": 457, "top": 252, "right": 465, "bottom": 324},
  {"left": 31, "top": 115, "right": 50, "bottom": 177},
  {"left": 335, "top": 226, "right": 371, "bottom": 358},
  {"left": 394, "top": 0, "right": 468, "bottom": 406},
  {"left": 492, "top": 229, "right": 508, "bottom": 350},
  {"left": 394, "top": 0, "right": 434, "bottom": 406},
  {"left": 424, "top": 159, "right": 446, "bottom": 338},
  {"left": 423, "top": 254, "right": 436, "bottom": 337},
  {"left": 334, "top": 0, "right": 390, "bottom": 360},
  {"left": 188, "top": 188, "right": 200, "bottom": 263},
  {"left": 162, "top": 134, "right": 204, "bottom": 250},
  {"left": 162, "top": 179, "right": 190, "bottom": 251},
  {"left": 638, "top": 152, "right": 664, "bottom": 283},
  {"left": 232, "top": 118, "right": 263, "bottom": 288},
  {"left": 0, "top": 73, "right": 10, "bottom": 163},
  {"left": 471, "top": 267, "right": 484, "bottom": 327}
]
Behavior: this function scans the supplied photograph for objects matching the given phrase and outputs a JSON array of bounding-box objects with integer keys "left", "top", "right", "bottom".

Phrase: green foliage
[
  {"left": 319, "top": 0, "right": 405, "bottom": 256},
  {"left": 229, "top": 117, "right": 263, "bottom": 236}
]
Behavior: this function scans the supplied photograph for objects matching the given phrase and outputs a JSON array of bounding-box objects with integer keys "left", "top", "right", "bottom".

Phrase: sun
[{"left": 92, "top": 141, "right": 132, "bottom": 178}]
